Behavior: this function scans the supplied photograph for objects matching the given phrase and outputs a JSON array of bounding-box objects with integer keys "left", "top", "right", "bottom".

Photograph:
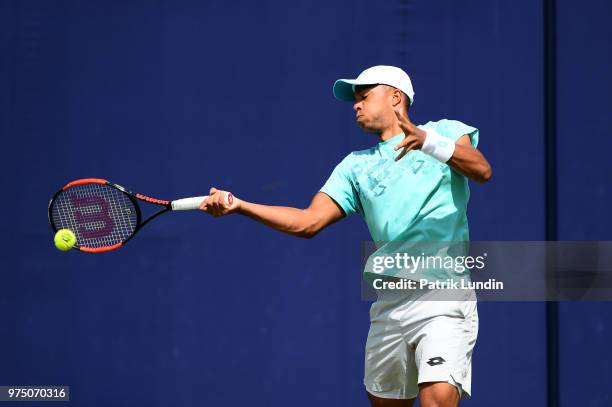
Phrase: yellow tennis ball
[{"left": 54, "top": 229, "right": 76, "bottom": 251}]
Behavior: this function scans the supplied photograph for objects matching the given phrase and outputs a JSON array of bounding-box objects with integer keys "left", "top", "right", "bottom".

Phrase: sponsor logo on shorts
[{"left": 426, "top": 356, "right": 446, "bottom": 366}]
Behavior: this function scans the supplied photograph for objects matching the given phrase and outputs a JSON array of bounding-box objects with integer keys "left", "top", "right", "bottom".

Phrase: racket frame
[{"left": 48, "top": 178, "right": 173, "bottom": 253}]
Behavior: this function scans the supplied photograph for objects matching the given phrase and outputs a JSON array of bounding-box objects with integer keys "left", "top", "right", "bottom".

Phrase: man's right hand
[{"left": 199, "top": 187, "right": 241, "bottom": 217}]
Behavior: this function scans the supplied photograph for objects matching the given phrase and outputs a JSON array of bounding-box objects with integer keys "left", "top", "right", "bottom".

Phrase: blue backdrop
[{"left": 1, "top": 0, "right": 610, "bottom": 406}]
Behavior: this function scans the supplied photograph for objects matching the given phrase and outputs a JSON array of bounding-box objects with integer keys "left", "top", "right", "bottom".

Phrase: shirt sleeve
[
  {"left": 438, "top": 119, "right": 479, "bottom": 148},
  {"left": 319, "top": 154, "right": 362, "bottom": 217}
]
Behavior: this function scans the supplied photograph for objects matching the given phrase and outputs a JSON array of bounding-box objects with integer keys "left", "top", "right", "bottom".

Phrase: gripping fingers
[{"left": 200, "top": 188, "right": 235, "bottom": 216}]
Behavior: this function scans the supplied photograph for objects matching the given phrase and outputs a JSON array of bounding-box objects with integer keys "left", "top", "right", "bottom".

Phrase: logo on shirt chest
[{"left": 354, "top": 155, "right": 441, "bottom": 197}]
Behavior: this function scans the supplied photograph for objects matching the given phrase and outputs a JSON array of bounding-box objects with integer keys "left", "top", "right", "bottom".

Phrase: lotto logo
[{"left": 426, "top": 356, "right": 446, "bottom": 366}]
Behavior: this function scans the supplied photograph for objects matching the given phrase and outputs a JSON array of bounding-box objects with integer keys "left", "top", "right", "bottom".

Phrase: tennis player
[{"left": 200, "top": 65, "right": 492, "bottom": 407}]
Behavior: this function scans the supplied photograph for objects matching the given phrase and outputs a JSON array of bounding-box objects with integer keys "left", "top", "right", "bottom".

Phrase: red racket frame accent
[
  {"left": 135, "top": 193, "right": 170, "bottom": 206},
  {"left": 63, "top": 178, "right": 109, "bottom": 190},
  {"left": 80, "top": 243, "right": 123, "bottom": 253}
]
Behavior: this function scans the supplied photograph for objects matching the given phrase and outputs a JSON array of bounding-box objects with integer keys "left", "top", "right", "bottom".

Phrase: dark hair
[{"left": 403, "top": 94, "right": 411, "bottom": 115}]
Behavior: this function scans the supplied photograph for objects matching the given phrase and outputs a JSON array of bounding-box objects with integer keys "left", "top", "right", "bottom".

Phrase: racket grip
[
  {"left": 170, "top": 193, "right": 233, "bottom": 211},
  {"left": 171, "top": 196, "right": 208, "bottom": 211}
]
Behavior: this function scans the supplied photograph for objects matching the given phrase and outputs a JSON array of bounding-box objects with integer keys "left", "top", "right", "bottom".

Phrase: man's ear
[{"left": 391, "top": 88, "right": 404, "bottom": 108}]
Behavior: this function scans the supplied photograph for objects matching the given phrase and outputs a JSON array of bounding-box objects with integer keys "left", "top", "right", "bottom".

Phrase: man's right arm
[{"left": 200, "top": 188, "right": 345, "bottom": 239}]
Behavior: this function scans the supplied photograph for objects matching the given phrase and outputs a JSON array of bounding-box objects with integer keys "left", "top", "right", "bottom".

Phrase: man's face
[{"left": 352, "top": 84, "right": 395, "bottom": 134}]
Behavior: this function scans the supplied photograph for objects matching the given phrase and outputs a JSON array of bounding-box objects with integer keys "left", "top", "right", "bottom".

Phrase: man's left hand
[{"left": 393, "top": 108, "right": 427, "bottom": 161}]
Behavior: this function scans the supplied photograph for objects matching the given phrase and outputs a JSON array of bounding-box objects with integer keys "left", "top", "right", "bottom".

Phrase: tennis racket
[{"left": 48, "top": 178, "right": 232, "bottom": 253}]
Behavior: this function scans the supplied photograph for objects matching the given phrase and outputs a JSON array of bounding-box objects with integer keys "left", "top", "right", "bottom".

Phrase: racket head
[{"left": 48, "top": 178, "right": 142, "bottom": 252}]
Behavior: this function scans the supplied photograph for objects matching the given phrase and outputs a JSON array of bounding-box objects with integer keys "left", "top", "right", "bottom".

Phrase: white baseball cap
[{"left": 333, "top": 65, "right": 415, "bottom": 105}]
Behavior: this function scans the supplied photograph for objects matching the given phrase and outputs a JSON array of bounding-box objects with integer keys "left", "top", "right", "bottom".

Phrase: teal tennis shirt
[{"left": 320, "top": 119, "right": 479, "bottom": 281}]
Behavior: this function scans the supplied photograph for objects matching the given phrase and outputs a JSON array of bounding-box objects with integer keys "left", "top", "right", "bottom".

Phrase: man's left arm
[
  {"left": 446, "top": 134, "right": 492, "bottom": 183},
  {"left": 393, "top": 110, "right": 492, "bottom": 183}
]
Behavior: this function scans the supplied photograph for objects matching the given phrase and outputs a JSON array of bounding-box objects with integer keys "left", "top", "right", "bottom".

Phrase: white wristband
[{"left": 420, "top": 129, "right": 456, "bottom": 163}]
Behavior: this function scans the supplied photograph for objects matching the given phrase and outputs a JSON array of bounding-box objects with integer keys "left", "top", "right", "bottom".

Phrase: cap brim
[
  {"left": 333, "top": 79, "right": 357, "bottom": 101},
  {"left": 336, "top": 78, "right": 381, "bottom": 102}
]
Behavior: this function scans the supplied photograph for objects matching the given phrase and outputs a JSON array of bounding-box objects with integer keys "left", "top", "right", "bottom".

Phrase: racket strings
[{"left": 51, "top": 183, "right": 138, "bottom": 248}]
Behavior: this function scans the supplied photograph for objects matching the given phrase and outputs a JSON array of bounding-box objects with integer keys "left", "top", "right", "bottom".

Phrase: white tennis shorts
[{"left": 364, "top": 288, "right": 478, "bottom": 400}]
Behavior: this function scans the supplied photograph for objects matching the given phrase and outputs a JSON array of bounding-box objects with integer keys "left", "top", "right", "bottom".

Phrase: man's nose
[{"left": 353, "top": 101, "right": 361, "bottom": 111}]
